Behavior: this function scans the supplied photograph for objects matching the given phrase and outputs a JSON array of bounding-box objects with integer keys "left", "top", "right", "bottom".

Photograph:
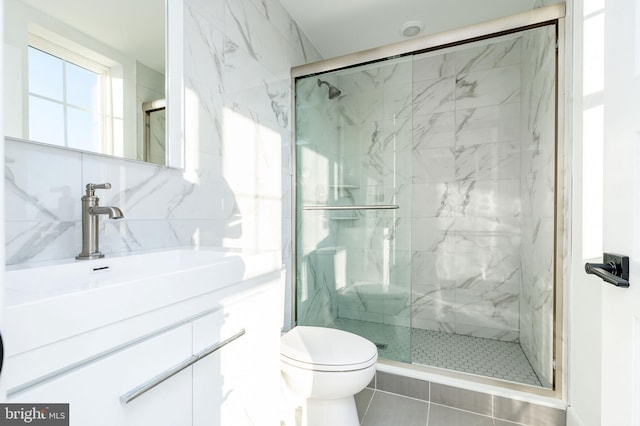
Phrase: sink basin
[
  {"left": 6, "top": 248, "right": 244, "bottom": 306},
  {"left": 4, "top": 247, "right": 282, "bottom": 356}
]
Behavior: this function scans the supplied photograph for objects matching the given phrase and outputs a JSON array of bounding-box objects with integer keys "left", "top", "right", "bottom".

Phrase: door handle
[{"left": 585, "top": 253, "right": 630, "bottom": 287}]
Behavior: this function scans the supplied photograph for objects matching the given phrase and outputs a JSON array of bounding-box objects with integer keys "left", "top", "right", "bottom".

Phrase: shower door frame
[{"left": 290, "top": 3, "right": 566, "bottom": 399}]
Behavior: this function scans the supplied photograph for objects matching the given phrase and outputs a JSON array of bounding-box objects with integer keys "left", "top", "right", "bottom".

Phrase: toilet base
[{"left": 302, "top": 396, "right": 359, "bottom": 426}]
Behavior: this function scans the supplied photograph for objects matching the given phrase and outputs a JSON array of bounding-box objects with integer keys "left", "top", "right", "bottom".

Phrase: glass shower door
[{"left": 294, "top": 57, "right": 413, "bottom": 362}]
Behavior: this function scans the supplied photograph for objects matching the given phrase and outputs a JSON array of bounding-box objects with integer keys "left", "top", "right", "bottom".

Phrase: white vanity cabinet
[
  {"left": 8, "top": 325, "right": 194, "bottom": 426},
  {"left": 192, "top": 282, "right": 282, "bottom": 426},
  {"left": 4, "top": 253, "right": 284, "bottom": 426}
]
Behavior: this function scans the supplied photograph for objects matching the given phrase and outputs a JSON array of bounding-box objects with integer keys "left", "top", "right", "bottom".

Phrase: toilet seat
[{"left": 281, "top": 326, "right": 377, "bottom": 372}]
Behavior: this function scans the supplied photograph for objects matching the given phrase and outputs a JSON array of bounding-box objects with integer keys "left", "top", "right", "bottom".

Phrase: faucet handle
[{"left": 85, "top": 183, "right": 112, "bottom": 196}]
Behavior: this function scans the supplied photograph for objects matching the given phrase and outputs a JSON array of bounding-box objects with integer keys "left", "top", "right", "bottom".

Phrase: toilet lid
[{"left": 281, "top": 326, "right": 377, "bottom": 371}]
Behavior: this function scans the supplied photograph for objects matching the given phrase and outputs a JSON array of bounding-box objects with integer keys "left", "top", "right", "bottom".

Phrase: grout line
[
  {"left": 374, "top": 388, "right": 431, "bottom": 404},
  {"left": 430, "top": 402, "right": 496, "bottom": 420},
  {"left": 360, "top": 389, "right": 376, "bottom": 425},
  {"left": 491, "top": 393, "right": 495, "bottom": 418}
]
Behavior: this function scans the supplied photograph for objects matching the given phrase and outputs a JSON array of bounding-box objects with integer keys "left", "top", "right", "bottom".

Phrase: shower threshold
[{"left": 330, "top": 318, "right": 542, "bottom": 387}]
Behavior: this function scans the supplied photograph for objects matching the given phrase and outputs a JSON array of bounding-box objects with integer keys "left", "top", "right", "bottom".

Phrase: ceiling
[{"left": 280, "top": 0, "right": 537, "bottom": 59}]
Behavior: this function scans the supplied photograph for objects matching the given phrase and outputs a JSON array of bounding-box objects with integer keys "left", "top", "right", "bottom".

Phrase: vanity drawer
[{"left": 8, "top": 324, "right": 193, "bottom": 426}]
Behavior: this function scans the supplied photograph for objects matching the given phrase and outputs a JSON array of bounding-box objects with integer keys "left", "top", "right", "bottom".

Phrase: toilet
[{"left": 280, "top": 326, "right": 378, "bottom": 426}]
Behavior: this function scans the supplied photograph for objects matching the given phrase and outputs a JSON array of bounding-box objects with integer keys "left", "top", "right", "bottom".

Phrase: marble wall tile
[
  {"left": 5, "top": 139, "right": 82, "bottom": 222},
  {"left": 413, "top": 112, "right": 456, "bottom": 150},
  {"left": 455, "top": 104, "right": 521, "bottom": 146},
  {"left": 455, "top": 217, "right": 520, "bottom": 254},
  {"left": 390, "top": 249, "right": 413, "bottom": 287},
  {"left": 413, "top": 52, "right": 456, "bottom": 81},
  {"left": 287, "top": 20, "right": 323, "bottom": 67},
  {"left": 411, "top": 182, "right": 457, "bottom": 218},
  {"left": 379, "top": 116, "right": 413, "bottom": 153},
  {"left": 455, "top": 65, "right": 520, "bottom": 110},
  {"left": 383, "top": 81, "right": 413, "bottom": 120},
  {"left": 337, "top": 91, "right": 384, "bottom": 127},
  {"left": 454, "top": 142, "right": 520, "bottom": 181},
  {"left": 455, "top": 36, "right": 521, "bottom": 74},
  {"left": 413, "top": 77, "right": 456, "bottom": 116},
  {"left": 412, "top": 286, "right": 456, "bottom": 331},
  {"left": 224, "top": 0, "right": 289, "bottom": 81},
  {"left": 411, "top": 251, "right": 458, "bottom": 285},
  {"left": 339, "top": 59, "right": 411, "bottom": 94},
  {"left": 518, "top": 25, "right": 556, "bottom": 388},
  {"left": 458, "top": 179, "right": 521, "bottom": 217},
  {"left": 184, "top": 3, "right": 225, "bottom": 92},
  {"left": 6, "top": 221, "right": 78, "bottom": 265},
  {"left": 412, "top": 148, "right": 456, "bottom": 183},
  {"left": 185, "top": 0, "right": 224, "bottom": 29},
  {"left": 411, "top": 217, "right": 456, "bottom": 253},
  {"left": 455, "top": 287, "right": 519, "bottom": 331}
]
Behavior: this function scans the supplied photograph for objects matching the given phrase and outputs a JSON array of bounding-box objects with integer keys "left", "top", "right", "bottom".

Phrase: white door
[
  {"left": 569, "top": 0, "right": 640, "bottom": 425},
  {"left": 598, "top": 0, "right": 640, "bottom": 420}
]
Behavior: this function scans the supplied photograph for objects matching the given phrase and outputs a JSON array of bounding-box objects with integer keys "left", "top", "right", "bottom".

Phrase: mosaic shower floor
[{"left": 330, "top": 318, "right": 542, "bottom": 387}]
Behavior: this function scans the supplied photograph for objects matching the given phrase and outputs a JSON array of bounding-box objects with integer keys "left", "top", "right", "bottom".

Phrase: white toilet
[{"left": 280, "top": 326, "right": 378, "bottom": 426}]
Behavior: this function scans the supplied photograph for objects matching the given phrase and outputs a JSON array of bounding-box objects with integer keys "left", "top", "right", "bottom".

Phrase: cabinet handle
[{"left": 120, "top": 329, "right": 245, "bottom": 404}]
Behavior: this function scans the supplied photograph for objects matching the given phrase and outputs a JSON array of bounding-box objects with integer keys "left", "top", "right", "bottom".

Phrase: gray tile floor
[
  {"left": 331, "top": 318, "right": 542, "bottom": 387},
  {"left": 356, "top": 389, "right": 518, "bottom": 426}
]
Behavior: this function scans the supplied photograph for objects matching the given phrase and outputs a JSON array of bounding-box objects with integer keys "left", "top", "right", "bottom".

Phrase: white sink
[{"left": 4, "top": 247, "right": 282, "bottom": 356}]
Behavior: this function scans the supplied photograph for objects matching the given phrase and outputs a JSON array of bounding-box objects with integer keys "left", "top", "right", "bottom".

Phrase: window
[{"left": 27, "top": 35, "right": 113, "bottom": 152}]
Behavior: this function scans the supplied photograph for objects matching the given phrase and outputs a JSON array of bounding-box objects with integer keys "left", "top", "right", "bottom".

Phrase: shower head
[{"left": 317, "top": 79, "right": 342, "bottom": 100}]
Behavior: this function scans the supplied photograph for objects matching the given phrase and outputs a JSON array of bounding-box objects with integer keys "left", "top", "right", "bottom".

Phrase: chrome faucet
[{"left": 76, "top": 183, "right": 124, "bottom": 260}]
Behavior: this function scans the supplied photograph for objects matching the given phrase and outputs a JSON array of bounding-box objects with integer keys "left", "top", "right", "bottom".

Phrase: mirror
[{"left": 4, "top": 0, "right": 183, "bottom": 168}]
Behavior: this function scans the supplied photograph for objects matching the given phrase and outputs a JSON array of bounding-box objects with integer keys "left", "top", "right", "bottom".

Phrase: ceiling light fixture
[{"left": 401, "top": 20, "right": 424, "bottom": 37}]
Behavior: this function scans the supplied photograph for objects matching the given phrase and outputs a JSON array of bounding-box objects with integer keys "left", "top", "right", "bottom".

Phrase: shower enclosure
[{"left": 293, "top": 13, "right": 561, "bottom": 390}]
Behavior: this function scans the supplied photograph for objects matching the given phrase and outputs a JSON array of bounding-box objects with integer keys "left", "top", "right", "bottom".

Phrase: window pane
[
  {"left": 66, "top": 62, "right": 100, "bottom": 111},
  {"left": 67, "top": 106, "right": 100, "bottom": 151},
  {"left": 28, "top": 95, "right": 65, "bottom": 146},
  {"left": 28, "top": 47, "right": 63, "bottom": 101}
]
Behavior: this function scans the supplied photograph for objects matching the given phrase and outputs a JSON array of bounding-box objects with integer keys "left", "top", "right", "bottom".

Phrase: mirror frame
[{"left": 165, "top": 0, "right": 184, "bottom": 169}]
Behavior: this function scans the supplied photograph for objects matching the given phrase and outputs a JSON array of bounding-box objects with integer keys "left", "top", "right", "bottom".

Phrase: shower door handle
[
  {"left": 302, "top": 205, "right": 399, "bottom": 210},
  {"left": 585, "top": 253, "right": 630, "bottom": 287}
]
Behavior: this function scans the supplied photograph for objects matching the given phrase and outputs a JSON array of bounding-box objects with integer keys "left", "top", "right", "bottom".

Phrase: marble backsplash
[{"left": 4, "top": 0, "right": 323, "bottom": 299}]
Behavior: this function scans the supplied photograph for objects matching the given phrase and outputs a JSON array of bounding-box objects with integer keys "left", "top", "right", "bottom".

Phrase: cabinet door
[
  {"left": 10, "top": 325, "right": 193, "bottom": 426},
  {"left": 193, "top": 284, "right": 281, "bottom": 426}
]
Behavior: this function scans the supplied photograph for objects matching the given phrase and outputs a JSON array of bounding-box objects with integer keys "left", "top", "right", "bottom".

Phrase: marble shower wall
[
  {"left": 5, "top": 0, "right": 321, "bottom": 279},
  {"left": 410, "top": 34, "right": 524, "bottom": 341},
  {"left": 295, "top": 28, "right": 557, "bottom": 362},
  {"left": 518, "top": 25, "right": 557, "bottom": 388},
  {"left": 294, "top": 74, "right": 342, "bottom": 326},
  {"left": 333, "top": 59, "right": 413, "bottom": 327},
  {"left": 294, "top": 58, "right": 414, "bottom": 328}
]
